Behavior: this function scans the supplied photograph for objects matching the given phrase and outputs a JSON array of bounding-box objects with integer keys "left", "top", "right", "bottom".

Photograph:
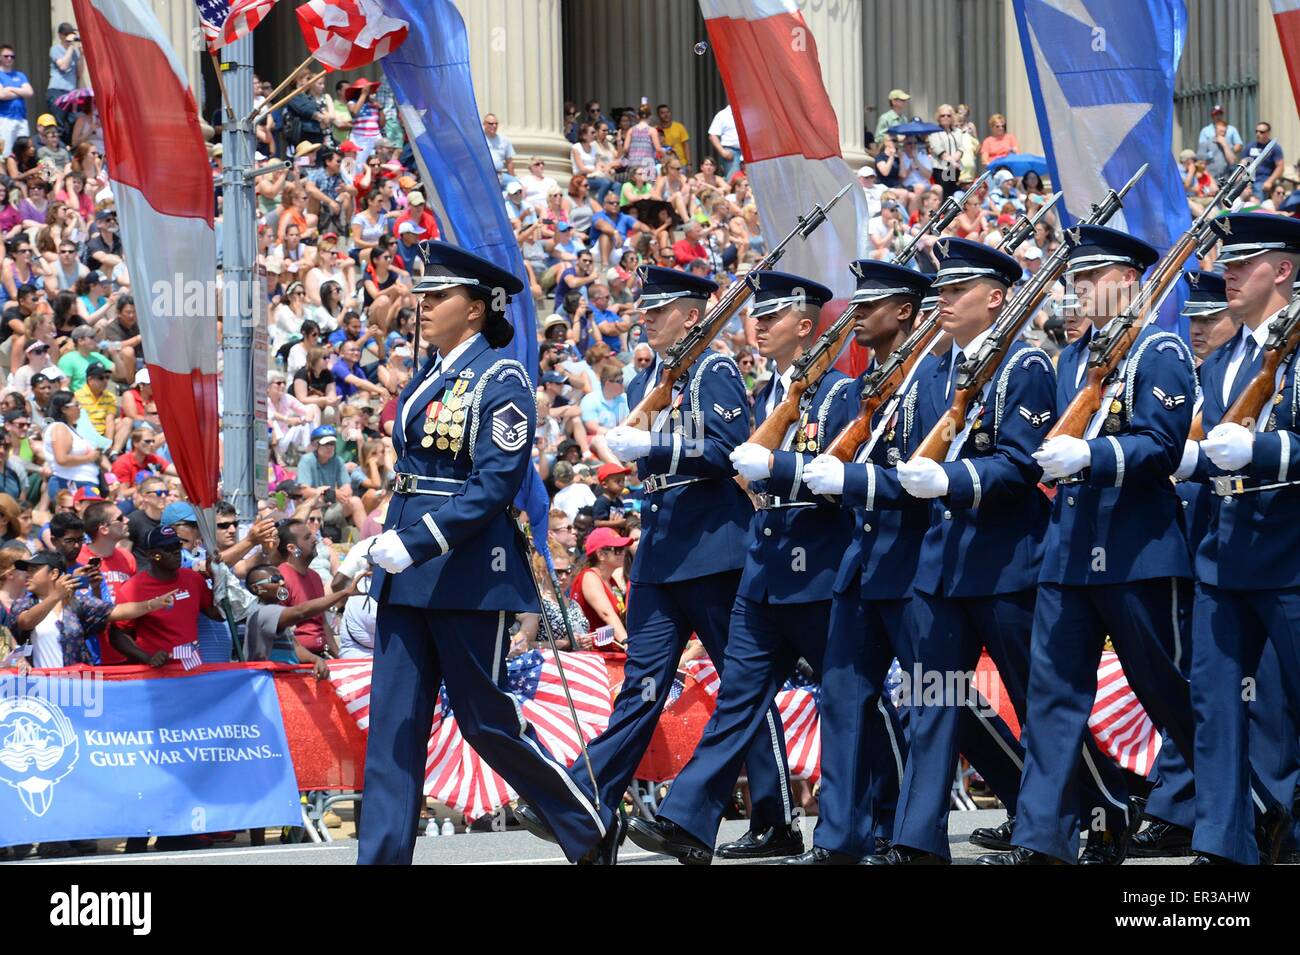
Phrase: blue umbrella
[
  {"left": 988, "top": 153, "right": 1050, "bottom": 178},
  {"left": 888, "top": 120, "right": 943, "bottom": 138}
]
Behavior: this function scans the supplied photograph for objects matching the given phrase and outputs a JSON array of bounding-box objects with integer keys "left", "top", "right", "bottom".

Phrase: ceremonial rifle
[
  {"left": 823, "top": 190, "right": 1061, "bottom": 462},
  {"left": 912, "top": 164, "right": 1148, "bottom": 461},
  {"left": 1216, "top": 290, "right": 1300, "bottom": 436},
  {"left": 625, "top": 183, "right": 852, "bottom": 430},
  {"left": 1053, "top": 141, "right": 1276, "bottom": 443},
  {"left": 748, "top": 170, "right": 996, "bottom": 451}
]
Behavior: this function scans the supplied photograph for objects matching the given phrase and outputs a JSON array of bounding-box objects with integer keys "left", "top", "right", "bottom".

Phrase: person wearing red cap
[
  {"left": 570, "top": 526, "right": 630, "bottom": 648},
  {"left": 591, "top": 462, "right": 630, "bottom": 531}
]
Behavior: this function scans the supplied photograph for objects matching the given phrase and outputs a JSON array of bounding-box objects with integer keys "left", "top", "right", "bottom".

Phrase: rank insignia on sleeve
[
  {"left": 1018, "top": 406, "right": 1052, "bottom": 428},
  {"left": 1152, "top": 386, "right": 1186, "bottom": 410},
  {"left": 490, "top": 402, "right": 529, "bottom": 452},
  {"left": 712, "top": 402, "right": 742, "bottom": 422}
]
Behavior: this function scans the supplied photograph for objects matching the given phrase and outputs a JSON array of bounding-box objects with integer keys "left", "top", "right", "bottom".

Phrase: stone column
[
  {"left": 798, "top": 0, "right": 869, "bottom": 168},
  {"left": 1260, "top": 0, "right": 1300, "bottom": 177},
  {"left": 455, "top": 0, "right": 572, "bottom": 178}
]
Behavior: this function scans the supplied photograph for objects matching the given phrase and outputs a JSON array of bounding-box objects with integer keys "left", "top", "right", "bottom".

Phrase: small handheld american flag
[
  {"left": 171, "top": 641, "right": 203, "bottom": 671},
  {"left": 590, "top": 626, "right": 616, "bottom": 647}
]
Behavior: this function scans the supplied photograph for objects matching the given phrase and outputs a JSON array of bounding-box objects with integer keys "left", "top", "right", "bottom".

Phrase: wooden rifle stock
[
  {"left": 748, "top": 309, "right": 859, "bottom": 451},
  {"left": 824, "top": 315, "right": 943, "bottom": 461},
  {"left": 1222, "top": 350, "right": 1287, "bottom": 432},
  {"left": 1188, "top": 413, "right": 1205, "bottom": 441},
  {"left": 913, "top": 399, "right": 971, "bottom": 462}
]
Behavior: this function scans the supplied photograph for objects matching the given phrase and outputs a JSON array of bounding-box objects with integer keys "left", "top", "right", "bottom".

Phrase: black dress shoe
[
  {"left": 1130, "top": 818, "right": 1193, "bottom": 858},
  {"left": 514, "top": 803, "right": 558, "bottom": 845},
  {"left": 1276, "top": 848, "right": 1300, "bottom": 865},
  {"left": 1078, "top": 828, "right": 1128, "bottom": 865},
  {"left": 626, "top": 817, "right": 713, "bottom": 865},
  {"left": 1191, "top": 853, "right": 1232, "bottom": 865},
  {"left": 1255, "top": 803, "right": 1290, "bottom": 865},
  {"left": 862, "top": 845, "right": 948, "bottom": 865},
  {"left": 782, "top": 846, "right": 860, "bottom": 865},
  {"left": 715, "top": 824, "right": 804, "bottom": 860},
  {"left": 578, "top": 805, "right": 628, "bottom": 865},
  {"left": 976, "top": 846, "right": 1066, "bottom": 865},
  {"left": 873, "top": 837, "right": 892, "bottom": 856},
  {"left": 969, "top": 816, "right": 1016, "bottom": 852}
]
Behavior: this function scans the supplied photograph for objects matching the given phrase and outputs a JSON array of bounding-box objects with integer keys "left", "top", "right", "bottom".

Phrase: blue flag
[
  {"left": 379, "top": 0, "right": 538, "bottom": 375},
  {"left": 1013, "top": 0, "right": 1191, "bottom": 332}
]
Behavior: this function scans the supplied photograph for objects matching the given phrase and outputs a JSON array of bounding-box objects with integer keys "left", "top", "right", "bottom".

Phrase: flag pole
[
  {"left": 250, "top": 69, "right": 328, "bottom": 125},
  {"left": 209, "top": 51, "right": 233, "bottom": 113}
]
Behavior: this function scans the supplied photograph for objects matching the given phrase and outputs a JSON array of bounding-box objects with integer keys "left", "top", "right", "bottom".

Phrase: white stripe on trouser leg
[
  {"left": 1170, "top": 580, "right": 1182, "bottom": 670},
  {"left": 507, "top": 680, "right": 607, "bottom": 838},
  {"left": 877, "top": 698, "right": 904, "bottom": 786},
  {"left": 1081, "top": 746, "right": 1129, "bottom": 820},
  {"left": 764, "top": 709, "right": 792, "bottom": 824},
  {"left": 969, "top": 694, "right": 1024, "bottom": 771},
  {"left": 493, "top": 611, "right": 505, "bottom": 683}
]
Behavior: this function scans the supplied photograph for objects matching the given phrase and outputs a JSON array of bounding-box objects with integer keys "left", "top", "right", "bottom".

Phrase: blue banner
[
  {"left": 380, "top": 0, "right": 538, "bottom": 377},
  {"left": 0, "top": 669, "right": 300, "bottom": 845},
  {"left": 1013, "top": 0, "right": 1191, "bottom": 333}
]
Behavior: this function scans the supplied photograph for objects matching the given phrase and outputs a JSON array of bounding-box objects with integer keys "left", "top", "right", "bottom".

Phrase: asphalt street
[{"left": 12, "top": 810, "right": 1194, "bottom": 865}]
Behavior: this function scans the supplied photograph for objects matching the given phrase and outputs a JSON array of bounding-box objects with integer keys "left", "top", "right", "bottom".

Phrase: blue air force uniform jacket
[
  {"left": 375, "top": 335, "right": 540, "bottom": 612},
  {"left": 833, "top": 356, "right": 939, "bottom": 602},
  {"left": 1039, "top": 324, "right": 1197, "bottom": 585},
  {"left": 1188, "top": 324, "right": 1300, "bottom": 591},
  {"left": 737, "top": 370, "right": 856, "bottom": 604},
  {"left": 626, "top": 352, "right": 754, "bottom": 585},
  {"left": 910, "top": 340, "right": 1055, "bottom": 597}
]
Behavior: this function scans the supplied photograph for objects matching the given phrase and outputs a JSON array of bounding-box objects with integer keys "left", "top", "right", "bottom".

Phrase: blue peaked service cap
[{"left": 749, "top": 270, "right": 834, "bottom": 318}]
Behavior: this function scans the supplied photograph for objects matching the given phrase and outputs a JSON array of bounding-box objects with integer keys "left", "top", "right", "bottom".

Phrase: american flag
[
  {"left": 194, "top": 0, "right": 279, "bottom": 53},
  {"left": 680, "top": 658, "right": 823, "bottom": 782},
  {"left": 296, "top": 0, "right": 409, "bottom": 72},
  {"left": 328, "top": 650, "right": 612, "bottom": 821},
  {"left": 171, "top": 641, "right": 203, "bottom": 671},
  {"left": 1088, "top": 650, "right": 1162, "bottom": 776}
]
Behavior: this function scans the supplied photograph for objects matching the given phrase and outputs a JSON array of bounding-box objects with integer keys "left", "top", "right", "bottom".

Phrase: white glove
[
  {"left": 1173, "top": 439, "right": 1200, "bottom": 481},
  {"left": 369, "top": 530, "right": 414, "bottom": 574},
  {"left": 1204, "top": 422, "right": 1253, "bottom": 472},
  {"left": 897, "top": 457, "right": 950, "bottom": 499},
  {"left": 729, "top": 442, "right": 772, "bottom": 481},
  {"left": 804, "top": 454, "right": 846, "bottom": 496},
  {"left": 1033, "top": 435, "right": 1092, "bottom": 481},
  {"left": 604, "top": 424, "right": 652, "bottom": 461}
]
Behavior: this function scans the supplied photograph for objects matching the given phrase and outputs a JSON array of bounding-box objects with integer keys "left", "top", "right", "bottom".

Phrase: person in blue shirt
[
  {"left": 587, "top": 282, "right": 633, "bottom": 352},
  {"left": 0, "top": 44, "right": 33, "bottom": 160},
  {"left": 590, "top": 191, "right": 646, "bottom": 267},
  {"left": 589, "top": 462, "right": 630, "bottom": 531},
  {"left": 578, "top": 363, "right": 629, "bottom": 448}
]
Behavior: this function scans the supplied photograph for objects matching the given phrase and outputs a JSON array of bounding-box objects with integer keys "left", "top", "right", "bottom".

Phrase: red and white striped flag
[
  {"left": 699, "top": 0, "right": 868, "bottom": 372},
  {"left": 74, "top": 0, "right": 220, "bottom": 511},
  {"left": 194, "top": 0, "right": 280, "bottom": 53},
  {"left": 1272, "top": 2, "right": 1300, "bottom": 117},
  {"left": 329, "top": 651, "right": 612, "bottom": 821},
  {"left": 296, "top": 0, "right": 409, "bottom": 72},
  {"left": 1089, "top": 650, "right": 1162, "bottom": 777}
]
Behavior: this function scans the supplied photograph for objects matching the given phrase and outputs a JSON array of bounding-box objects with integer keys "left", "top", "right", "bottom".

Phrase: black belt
[{"left": 393, "top": 473, "right": 464, "bottom": 496}]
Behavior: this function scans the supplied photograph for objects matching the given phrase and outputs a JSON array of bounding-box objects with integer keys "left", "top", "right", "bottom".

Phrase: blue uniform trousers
[
  {"left": 1013, "top": 580, "right": 1189, "bottom": 862},
  {"left": 1191, "top": 583, "right": 1300, "bottom": 864},
  {"left": 571, "top": 570, "right": 791, "bottom": 831},
  {"left": 813, "top": 586, "right": 909, "bottom": 858},
  {"left": 658, "top": 595, "right": 827, "bottom": 845},
  {"left": 1145, "top": 630, "right": 1300, "bottom": 847},
  {"left": 359, "top": 605, "right": 609, "bottom": 865},
  {"left": 893, "top": 588, "right": 1084, "bottom": 861}
]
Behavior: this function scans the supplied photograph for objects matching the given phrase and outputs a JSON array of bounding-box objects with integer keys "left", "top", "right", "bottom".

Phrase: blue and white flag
[
  {"left": 378, "top": 0, "right": 538, "bottom": 376},
  {"left": 1013, "top": 0, "right": 1191, "bottom": 331}
]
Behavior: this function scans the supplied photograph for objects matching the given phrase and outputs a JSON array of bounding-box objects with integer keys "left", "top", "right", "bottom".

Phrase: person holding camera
[{"left": 46, "top": 25, "right": 82, "bottom": 144}]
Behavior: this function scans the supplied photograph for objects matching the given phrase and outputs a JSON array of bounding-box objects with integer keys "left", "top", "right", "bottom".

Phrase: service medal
[
  {"left": 436, "top": 436, "right": 450, "bottom": 450},
  {"left": 421, "top": 435, "right": 434, "bottom": 448},
  {"left": 1276, "top": 393, "right": 1285, "bottom": 406},
  {"left": 886, "top": 447, "right": 901, "bottom": 466},
  {"left": 973, "top": 431, "right": 991, "bottom": 452},
  {"left": 449, "top": 423, "right": 464, "bottom": 439},
  {"left": 452, "top": 408, "right": 466, "bottom": 423},
  {"left": 806, "top": 440, "right": 818, "bottom": 452},
  {"left": 1104, "top": 414, "right": 1122, "bottom": 434},
  {"left": 1109, "top": 398, "right": 1123, "bottom": 414}
]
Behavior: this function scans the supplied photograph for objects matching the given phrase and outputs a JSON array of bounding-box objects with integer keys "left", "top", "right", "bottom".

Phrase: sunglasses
[
  {"left": 216, "top": 520, "right": 238, "bottom": 530},
  {"left": 144, "top": 489, "right": 169, "bottom": 498},
  {"left": 554, "top": 567, "right": 573, "bottom": 575}
]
